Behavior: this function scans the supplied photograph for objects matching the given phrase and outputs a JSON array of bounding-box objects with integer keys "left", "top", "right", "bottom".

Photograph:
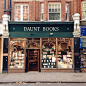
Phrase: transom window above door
[
  {"left": 14, "top": 5, "right": 29, "bottom": 21},
  {"left": 48, "top": 3, "right": 61, "bottom": 21}
]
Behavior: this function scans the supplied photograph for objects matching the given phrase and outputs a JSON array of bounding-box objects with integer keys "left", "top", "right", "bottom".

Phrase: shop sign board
[
  {"left": 8, "top": 21, "right": 74, "bottom": 37},
  {"left": 81, "top": 26, "right": 86, "bottom": 36}
]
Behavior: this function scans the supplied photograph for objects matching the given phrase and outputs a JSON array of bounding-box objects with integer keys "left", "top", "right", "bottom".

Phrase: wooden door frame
[{"left": 28, "top": 49, "right": 39, "bottom": 72}]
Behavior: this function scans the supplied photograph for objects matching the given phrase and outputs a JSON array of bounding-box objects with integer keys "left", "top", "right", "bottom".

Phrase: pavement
[{"left": 0, "top": 72, "right": 86, "bottom": 83}]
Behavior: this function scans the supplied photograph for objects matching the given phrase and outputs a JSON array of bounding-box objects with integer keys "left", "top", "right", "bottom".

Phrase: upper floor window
[
  {"left": 48, "top": 3, "right": 61, "bottom": 20},
  {"left": 65, "top": 4, "right": 69, "bottom": 21},
  {"left": 41, "top": 4, "right": 44, "bottom": 21},
  {"left": 81, "top": 2, "right": 86, "bottom": 20},
  {"left": 15, "top": 5, "right": 29, "bottom": 21}
]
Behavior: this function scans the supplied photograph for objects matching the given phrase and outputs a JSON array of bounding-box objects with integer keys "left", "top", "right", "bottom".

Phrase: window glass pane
[
  {"left": 9, "top": 39, "right": 25, "bottom": 69},
  {"left": 82, "top": 3, "right": 86, "bottom": 11},
  {"left": 49, "top": 9, "right": 51, "bottom": 12},
  {"left": 55, "top": 9, "right": 57, "bottom": 12},
  {"left": 23, "top": 6, "right": 25, "bottom": 10},
  {"left": 49, "top": 4, "right": 51, "bottom": 9},
  {"left": 18, "top": 6, "right": 20, "bottom": 9},
  {"left": 42, "top": 38, "right": 56, "bottom": 68},
  {"left": 55, "top": 5, "right": 57, "bottom": 12},
  {"left": 49, "top": 5, "right": 51, "bottom": 12},
  {"left": 23, "top": 6, "right": 28, "bottom": 21},
  {"left": 58, "top": 9, "right": 60, "bottom": 13},
  {"left": 52, "top": 4, "right": 54, "bottom": 12},
  {"left": 58, "top": 38, "right": 73, "bottom": 68},
  {"left": 49, "top": 13, "right": 60, "bottom": 20},
  {"left": 65, "top": 4, "right": 69, "bottom": 20},
  {"left": 15, "top": 6, "right": 17, "bottom": 10},
  {"left": 23, "top": 14, "right": 28, "bottom": 20},
  {"left": 26, "top": 6, "right": 28, "bottom": 9},
  {"left": 82, "top": 11, "right": 86, "bottom": 19},
  {"left": 58, "top": 4, "right": 60, "bottom": 8},
  {"left": 15, "top": 6, "right": 21, "bottom": 21},
  {"left": 41, "top": 14, "right": 44, "bottom": 20},
  {"left": 49, "top": 4, "right": 61, "bottom": 20},
  {"left": 41, "top": 4, "right": 44, "bottom": 20},
  {"left": 41, "top": 4, "right": 44, "bottom": 13},
  {"left": 66, "top": 13, "right": 67, "bottom": 20},
  {"left": 15, "top": 5, "right": 28, "bottom": 21},
  {"left": 57, "top": 4, "right": 60, "bottom": 13},
  {"left": 80, "top": 48, "right": 86, "bottom": 68},
  {"left": 82, "top": 3, "right": 86, "bottom": 19},
  {"left": 67, "top": 5, "right": 69, "bottom": 12}
]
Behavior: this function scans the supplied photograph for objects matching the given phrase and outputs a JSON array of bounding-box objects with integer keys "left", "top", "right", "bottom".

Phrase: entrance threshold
[{"left": 27, "top": 71, "right": 39, "bottom": 73}]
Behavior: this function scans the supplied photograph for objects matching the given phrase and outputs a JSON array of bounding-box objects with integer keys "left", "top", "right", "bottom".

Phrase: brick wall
[
  {"left": 2, "top": 0, "right": 85, "bottom": 21},
  {"left": 61, "top": 0, "right": 66, "bottom": 20},
  {"left": 0, "top": 0, "right": 4, "bottom": 20}
]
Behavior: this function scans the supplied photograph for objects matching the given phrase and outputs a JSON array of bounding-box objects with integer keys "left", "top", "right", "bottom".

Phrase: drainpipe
[
  {"left": 4, "top": 0, "right": 11, "bottom": 20},
  {"left": 10, "top": 0, "right": 11, "bottom": 20},
  {"left": 4, "top": 0, "right": 6, "bottom": 12}
]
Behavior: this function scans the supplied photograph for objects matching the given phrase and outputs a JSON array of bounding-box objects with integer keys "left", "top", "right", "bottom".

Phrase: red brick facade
[
  {"left": 0, "top": 0, "right": 86, "bottom": 21},
  {"left": 0, "top": 0, "right": 4, "bottom": 20}
]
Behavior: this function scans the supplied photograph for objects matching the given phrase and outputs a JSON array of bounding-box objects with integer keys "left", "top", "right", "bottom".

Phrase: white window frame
[
  {"left": 65, "top": 4, "right": 69, "bottom": 21},
  {"left": 41, "top": 4, "right": 44, "bottom": 21},
  {"left": 14, "top": 4, "right": 29, "bottom": 21},
  {"left": 48, "top": 3, "right": 61, "bottom": 21},
  {"left": 81, "top": 1, "right": 86, "bottom": 20}
]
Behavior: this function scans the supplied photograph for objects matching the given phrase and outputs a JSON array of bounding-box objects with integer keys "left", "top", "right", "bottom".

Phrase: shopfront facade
[
  {"left": 8, "top": 21, "right": 74, "bottom": 73},
  {"left": 0, "top": 22, "right": 4, "bottom": 73},
  {"left": 80, "top": 21, "right": 86, "bottom": 72}
]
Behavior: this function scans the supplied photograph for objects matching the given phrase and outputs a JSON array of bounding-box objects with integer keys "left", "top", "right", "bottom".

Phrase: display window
[
  {"left": 80, "top": 48, "right": 86, "bottom": 68},
  {"left": 58, "top": 38, "right": 73, "bottom": 68},
  {"left": 9, "top": 38, "right": 25, "bottom": 68},
  {"left": 42, "top": 38, "right": 73, "bottom": 69},
  {"left": 42, "top": 38, "right": 56, "bottom": 68},
  {"left": 9, "top": 38, "right": 74, "bottom": 70}
]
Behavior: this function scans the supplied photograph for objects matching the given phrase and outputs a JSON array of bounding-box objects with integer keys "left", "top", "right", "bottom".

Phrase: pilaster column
[
  {"left": 2, "top": 14, "right": 10, "bottom": 38},
  {"left": 72, "top": 13, "right": 80, "bottom": 37},
  {"left": 72, "top": 13, "right": 80, "bottom": 72}
]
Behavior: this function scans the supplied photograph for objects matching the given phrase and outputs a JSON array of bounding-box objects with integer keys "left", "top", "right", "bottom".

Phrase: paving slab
[{"left": 0, "top": 73, "right": 86, "bottom": 83}]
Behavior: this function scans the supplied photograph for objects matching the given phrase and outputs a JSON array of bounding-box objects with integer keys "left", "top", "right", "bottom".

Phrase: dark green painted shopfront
[{"left": 8, "top": 21, "right": 74, "bottom": 73}]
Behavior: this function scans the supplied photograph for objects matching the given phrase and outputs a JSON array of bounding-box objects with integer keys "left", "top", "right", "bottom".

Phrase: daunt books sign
[
  {"left": 8, "top": 21, "right": 74, "bottom": 37},
  {"left": 24, "top": 27, "right": 59, "bottom": 32}
]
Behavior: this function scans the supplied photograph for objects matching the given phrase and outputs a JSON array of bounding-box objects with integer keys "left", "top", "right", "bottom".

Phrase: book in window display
[
  {"left": 43, "top": 55, "right": 46, "bottom": 59},
  {"left": 42, "top": 53, "right": 56, "bottom": 68},
  {"left": 43, "top": 52, "right": 47, "bottom": 54}
]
